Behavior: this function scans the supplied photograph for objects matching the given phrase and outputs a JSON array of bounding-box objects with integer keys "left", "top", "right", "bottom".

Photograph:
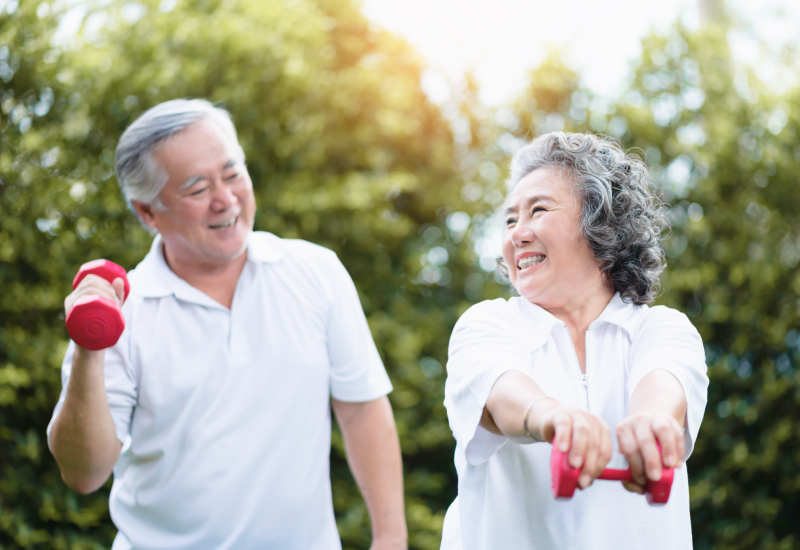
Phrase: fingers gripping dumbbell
[
  {"left": 550, "top": 443, "right": 674, "bottom": 504},
  {"left": 65, "top": 260, "right": 130, "bottom": 350}
]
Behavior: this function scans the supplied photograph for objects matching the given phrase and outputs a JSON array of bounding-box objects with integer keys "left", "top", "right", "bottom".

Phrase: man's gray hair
[
  {"left": 115, "top": 98, "right": 245, "bottom": 221},
  {"left": 498, "top": 131, "right": 668, "bottom": 305}
]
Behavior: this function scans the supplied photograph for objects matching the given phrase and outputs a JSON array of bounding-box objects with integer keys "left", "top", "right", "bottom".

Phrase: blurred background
[{"left": 1, "top": 0, "right": 799, "bottom": 548}]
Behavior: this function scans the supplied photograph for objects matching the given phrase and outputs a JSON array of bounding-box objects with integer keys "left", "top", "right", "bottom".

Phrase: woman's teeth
[
  {"left": 518, "top": 255, "right": 545, "bottom": 269},
  {"left": 209, "top": 216, "right": 237, "bottom": 229}
]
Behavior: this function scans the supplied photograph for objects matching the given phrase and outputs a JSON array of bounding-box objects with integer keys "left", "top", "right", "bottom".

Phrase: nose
[
  {"left": 511, "top": 218, "right": 534, "bottom": 247},
  {"left": 210, "top": 179, "right": 237, "bottom": 211}
]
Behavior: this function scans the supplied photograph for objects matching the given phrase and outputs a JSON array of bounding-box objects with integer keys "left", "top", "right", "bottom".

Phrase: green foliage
[
  {"left": 3, "top": 0, "right": 799, "bottom": 549},
  {"left": 1, "top": 0, "right": 488, "bottom": 547}
]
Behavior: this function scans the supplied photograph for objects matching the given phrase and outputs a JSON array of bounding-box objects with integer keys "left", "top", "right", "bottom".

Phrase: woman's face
[{"left": 501, "top": 166, "right": 606, "bottom": 309}]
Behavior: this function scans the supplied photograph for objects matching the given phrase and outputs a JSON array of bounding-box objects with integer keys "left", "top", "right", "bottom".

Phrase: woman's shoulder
[
  {"left": 634, "top": 303, "right": 701, "bottom": 339},
  {"left": 458, "top": 297, "right": 527, "bottom": 324}
]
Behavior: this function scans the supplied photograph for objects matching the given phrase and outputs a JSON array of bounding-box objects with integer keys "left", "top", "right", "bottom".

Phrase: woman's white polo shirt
[
  {"left": 442, "top": 294, "right": 709, "bottom": 550},
  {"left": 48, "top": 231, "right": 392, "bottom": 550}
]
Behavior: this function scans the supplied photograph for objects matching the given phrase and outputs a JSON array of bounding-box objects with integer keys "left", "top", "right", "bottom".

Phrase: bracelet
[{"left": 522, "top": 396, "right": 556, "bottom": 442}]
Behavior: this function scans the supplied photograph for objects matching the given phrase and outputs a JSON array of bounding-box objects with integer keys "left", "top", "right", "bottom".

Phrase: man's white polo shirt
[
  {"left": 48, "top": 231, "right": 392, "bottom": 550},
  {"left": 442, "top": 294, "right": 709, "bottom": 550}
]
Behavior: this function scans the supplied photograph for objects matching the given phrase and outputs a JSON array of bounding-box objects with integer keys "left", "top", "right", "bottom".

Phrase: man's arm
[
  {"left": 50, "top": 346, "right": 122, "bottom": 494},
  {"left": 50, "top": 274, "right": 125, "bottom": 494},
  {"left": 331, "top": 396, "right": 407, "bottom": 550}
]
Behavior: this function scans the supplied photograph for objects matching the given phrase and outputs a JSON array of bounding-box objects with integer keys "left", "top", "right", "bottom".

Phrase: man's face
[{"left": 136, "top": 119, "right": 256, "bottom": 268}]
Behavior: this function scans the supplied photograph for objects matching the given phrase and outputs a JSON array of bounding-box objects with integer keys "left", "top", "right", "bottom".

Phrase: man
[{"left": 48, "top": 99, "right": 407, "bottom": 550}]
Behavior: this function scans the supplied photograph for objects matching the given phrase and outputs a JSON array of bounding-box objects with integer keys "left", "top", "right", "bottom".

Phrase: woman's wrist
[{"left": 523, "top": 396, "right": 562, "bottom": 442}]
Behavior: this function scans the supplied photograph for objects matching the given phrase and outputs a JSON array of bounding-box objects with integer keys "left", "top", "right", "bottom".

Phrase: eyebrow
[
  {"left": 504, "top": 194, "right": 555, "bottom": 215},
  {"left": 179, "top": 159, "right": 239, "bottom": 190}
]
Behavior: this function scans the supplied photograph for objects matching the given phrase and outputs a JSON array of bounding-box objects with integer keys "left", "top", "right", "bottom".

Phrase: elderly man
[{"left": 48, "top": 99, "right": 407, "bottom": 550}]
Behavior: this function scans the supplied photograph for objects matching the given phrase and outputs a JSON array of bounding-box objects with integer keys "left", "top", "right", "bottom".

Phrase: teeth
[
  {"left": 209, "top": 216, "right": 237, "bottom": 229},
  {"left": 518, "top": 255, "right": 545, "bottom": 269}
]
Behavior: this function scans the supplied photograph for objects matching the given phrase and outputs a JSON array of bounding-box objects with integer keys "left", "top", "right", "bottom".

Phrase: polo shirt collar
[
  {"left": 590, "top": 293, "right": 642, "bottom": 340},
  {"left": 133, "top": 231, "right": 284, "bottom": 307},
  {"left": 517, "top": 292, "right": 641, "bottom": 350}
]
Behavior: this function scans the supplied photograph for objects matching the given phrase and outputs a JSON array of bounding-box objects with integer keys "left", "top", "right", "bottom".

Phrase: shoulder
[
  {"left": 634, "top": 304, "right": 702, "bottom": 341},
  {"left": 453, "top": 298, "right": 529, "bottom": 335},
  {"left": 251, "top": 231, "right": 339, "bottom": 265},
  {"left": 458, "top": 298, "right": 518, "bottom": 323}
]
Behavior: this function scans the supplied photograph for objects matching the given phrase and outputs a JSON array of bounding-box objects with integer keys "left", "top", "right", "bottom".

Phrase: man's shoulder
[{"left": 250, "top": 231, "right": 338, "bottom": 265}]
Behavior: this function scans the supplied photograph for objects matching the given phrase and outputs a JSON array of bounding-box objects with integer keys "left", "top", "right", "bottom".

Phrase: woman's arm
[
  {"left": 616, "top": 369, "right": 687, "bottom": 493},
  {"left": 483, "top": 371, "right": 612, "bottom": 490}
]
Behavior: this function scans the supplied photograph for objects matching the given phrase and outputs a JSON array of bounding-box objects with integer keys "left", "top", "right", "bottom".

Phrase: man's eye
[
  {"left": 505, "top": 217, "right": 517, "bottom": 226},
  {"left": 532, "top": 207, "right": 546, "bottom": 214},
  {"left": 225, "top": 173, "right": 240, "bottom": 180},
  {"left": 190, "top": 187, "right": 208, "bottom": 196}
]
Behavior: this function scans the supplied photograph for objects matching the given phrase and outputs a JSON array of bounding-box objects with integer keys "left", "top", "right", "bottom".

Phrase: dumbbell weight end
[{"left": 66, "top": 260, "right": 129, "bottom": 350}]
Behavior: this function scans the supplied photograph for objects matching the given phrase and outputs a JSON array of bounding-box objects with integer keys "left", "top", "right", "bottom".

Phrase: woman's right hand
[{"left": 532, "top": 402, "right": 613, "bottom": 489}]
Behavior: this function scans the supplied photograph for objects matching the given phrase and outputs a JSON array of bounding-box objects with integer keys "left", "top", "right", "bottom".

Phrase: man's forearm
[
  {"left": 332, "top": 396, "right": 407, "bottom": 548},
  {"left": 50, "top": 346, "right": 121, "bottom": 494}
]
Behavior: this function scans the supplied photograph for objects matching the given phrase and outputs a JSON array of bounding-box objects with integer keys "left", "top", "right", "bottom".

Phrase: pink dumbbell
[
  {"left": 65, "top": 260, "right": 130, "bottom": 350},
  {"left": 550, "top": 443, "right": 674, "bottom": 504}
]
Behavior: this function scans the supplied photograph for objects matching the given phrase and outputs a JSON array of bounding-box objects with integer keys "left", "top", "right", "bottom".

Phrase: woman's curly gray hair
[{"left": 498, "top": 132, "right": 668, "bottom": 305}]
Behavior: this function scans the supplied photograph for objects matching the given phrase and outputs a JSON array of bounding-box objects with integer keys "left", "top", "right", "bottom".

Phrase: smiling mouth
[
  {"left": 209, "top": 215, "right": 238, "bottom": 229},
  {"left": 518, "top": 254, "right": 545, "bottom": 270}
]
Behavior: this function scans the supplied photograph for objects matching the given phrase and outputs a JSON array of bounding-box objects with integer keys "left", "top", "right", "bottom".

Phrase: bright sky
[{"left": 361, "top": 0, "right": 800, "bottom": 106}]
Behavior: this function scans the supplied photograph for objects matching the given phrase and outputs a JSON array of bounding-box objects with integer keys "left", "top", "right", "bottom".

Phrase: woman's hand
[
  {"left": 616, "top": 413, "right": 685, "bottom": 494},
  {"left": 534, "top": 402, "right": 613, "bottom": 490}
]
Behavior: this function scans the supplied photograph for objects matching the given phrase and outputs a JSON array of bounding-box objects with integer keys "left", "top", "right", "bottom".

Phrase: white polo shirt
[
  {"left": 442, "top": 294, "right": 709, "bottom": 550},
  {"left": 48, "top": 231, "right": 393, "bottom": 550}
]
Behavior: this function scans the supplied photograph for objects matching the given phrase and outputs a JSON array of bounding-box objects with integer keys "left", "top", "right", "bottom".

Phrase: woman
[{"left": 442, "top": 132, "right": 708, "bottom": 549}]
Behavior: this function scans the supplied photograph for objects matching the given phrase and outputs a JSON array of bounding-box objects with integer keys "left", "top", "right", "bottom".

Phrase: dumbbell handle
[
  {"left": 551, "top": 443, "right": 674, "bottom": 504},
  {"left": 598, "top": 468, "right": 638, "bottom": 482}
]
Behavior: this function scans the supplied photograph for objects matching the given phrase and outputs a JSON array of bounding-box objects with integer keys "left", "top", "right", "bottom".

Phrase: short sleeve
[
  {"left": 627, "top": 306, "right": 709, "bottom": 459},
  {"left": 47, "top": 313, "right": 138, "bottom": 450},
  {"left": 444, "top": 300, "right": 530, "bottom": 465},
  {"left": 325, "top": 255, "right": 392, "bottom": 402}
]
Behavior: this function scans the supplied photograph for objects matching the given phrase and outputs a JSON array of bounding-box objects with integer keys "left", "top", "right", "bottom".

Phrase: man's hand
[
  {"left": 332, "top": 396, "right": 407, "bottom": 550},
  {"left": 65, "top": 273, "right": 126, "bottom": 318}
]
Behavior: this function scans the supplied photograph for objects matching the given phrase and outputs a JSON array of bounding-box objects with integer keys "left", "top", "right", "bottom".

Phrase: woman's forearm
[
  {"left": 482, "top": 371, "right": 551, "bottom": 439},
  {"left": 628, "top": 369, "right": 687, "bottom": 427}
]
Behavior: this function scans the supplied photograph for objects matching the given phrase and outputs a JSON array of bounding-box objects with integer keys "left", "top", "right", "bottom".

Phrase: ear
[{"left": 132, "top": 200, "right": 160, "bottom": 231}]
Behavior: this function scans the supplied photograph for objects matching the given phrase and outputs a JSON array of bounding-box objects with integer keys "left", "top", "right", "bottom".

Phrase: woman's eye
[
  {"left": 190, "top": 187, "right": 208, "bottom": 196},
  {"left": 225, "top": 173, "right": 239, "bottom": 180},
  {"left": 532, "top": 207, "right": 545, "bottom": 214},
  {"left": 505, "top": 217, "right": 517, "bottom": 226}
]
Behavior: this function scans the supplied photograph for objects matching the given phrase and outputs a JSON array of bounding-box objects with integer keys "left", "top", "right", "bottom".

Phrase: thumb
[{"left": 112, "top": 277, "right": 126, "bottom": 305}]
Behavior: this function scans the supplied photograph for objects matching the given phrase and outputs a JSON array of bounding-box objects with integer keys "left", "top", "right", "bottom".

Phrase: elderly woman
[{"left": 441, "top": 132, "right": 708, "bottom": 549}]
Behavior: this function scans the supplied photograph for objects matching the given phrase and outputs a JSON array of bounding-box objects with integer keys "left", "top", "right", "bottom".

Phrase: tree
[{"left": 0, "top": 0, "right": 485, "bottom": 547}]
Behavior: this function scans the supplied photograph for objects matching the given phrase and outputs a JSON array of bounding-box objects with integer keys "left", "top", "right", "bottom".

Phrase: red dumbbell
[
  {"left": 550, "top": 443, "right": 674, "bottom": 504},
  {"left": 65, "top": 260, "right": 130, "bottom": 351}
]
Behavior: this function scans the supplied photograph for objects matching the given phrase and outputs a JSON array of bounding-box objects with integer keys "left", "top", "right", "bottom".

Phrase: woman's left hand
[{"left": 615, "top": 413, "right": 685, "bottom": 494}]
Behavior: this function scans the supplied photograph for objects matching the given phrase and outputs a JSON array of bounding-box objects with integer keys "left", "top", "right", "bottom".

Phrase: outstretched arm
[
  {"left": 616, "top": 369, "right": 687, "bottom": 493},
  {"left": 332, "top": 396, "right": 407, "bottom": 550}
]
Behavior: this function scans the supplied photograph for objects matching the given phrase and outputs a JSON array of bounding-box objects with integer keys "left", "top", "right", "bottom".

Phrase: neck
[
  {"left": 543, "top": 279, "right": 615, "bottom": 334},
  {"left": 161, "top": 241, "right": 248, "bottom": 309}
]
